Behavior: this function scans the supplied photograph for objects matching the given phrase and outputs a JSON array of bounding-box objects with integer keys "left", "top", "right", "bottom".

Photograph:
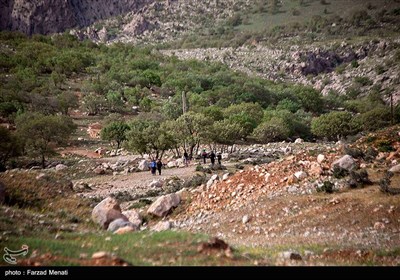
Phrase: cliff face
[{"left": 0, "top": 0, "right": 153, "bottom": 35}]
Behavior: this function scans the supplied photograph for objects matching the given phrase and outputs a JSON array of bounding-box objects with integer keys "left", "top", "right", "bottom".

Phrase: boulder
[
  {"left": 294, "top": 138, "right": 303, "bottom": 144},
  {"left": 167, "top": 161, "right": 176, "bottom": 168},
  {"left": 176, "top": 188, "right": 190, "bottom": 201},
  {"left": 94, "top": 167, "right": 106, "bottom": 175},
  {"left": 331, "top": 155, "right": 357, "bottom": 171},
  {"left": 309, "top": 162, "right": 323, "bottom": 176},
  {"left": 122, "top": 210, "right": 142, "bottom": 229},
  {"left": 138, "top": 160, "right": 149, "bottom": 171},
  {"left": 55, "top": 164, "right": 68, "bottom": 171},
  {"left": 149, "top": 179, "right": 164, "bottom": 188},
  {"left": 92, "top": 197, "right": 127, "bottom": 229},
  {"left": 222, "top": 173, "right": 230, "bottom": 181},
  {"left": 151, "top": 221, "right": 172, "bottom": 232},
  {"left": 389, "top": 164, "right": 400, "bottom": 173},
  {"left": 147, "top": 193, "right": 181, "bottom": 217},
  {"left": 107, "top": 218, "right": 134, "bottom": 233}
]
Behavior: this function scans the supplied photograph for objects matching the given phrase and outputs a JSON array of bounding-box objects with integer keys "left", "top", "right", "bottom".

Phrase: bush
[
  {"left": 348, "top": 169, "right": 371, "bottom": 188},
  {"left": 352, "top": 107, "right": 391, "bottom": 132},
  {"left": 311, "top": 111, "right": 355, "bottom": 140},
  {"left": 344, "top": 146, "right": 364, "bottom": 159},
  {"left": 332, "top": 165, "right": 349, "bottom": 179},
  {"left": 252, "top": 117, "right": 291, "bottom": 142},
  {"left": 316, "top": 181, "right": 334, "bottom": 193}
]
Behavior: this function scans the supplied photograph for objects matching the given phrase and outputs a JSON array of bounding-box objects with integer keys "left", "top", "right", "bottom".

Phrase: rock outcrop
[{"left": 0, "top": 0, "right": 152, "bottom": 35}]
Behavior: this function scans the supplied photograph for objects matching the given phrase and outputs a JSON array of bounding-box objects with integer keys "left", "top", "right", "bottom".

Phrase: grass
[{"left": 0, "top": 231, "right": 255, "bottom": 266}]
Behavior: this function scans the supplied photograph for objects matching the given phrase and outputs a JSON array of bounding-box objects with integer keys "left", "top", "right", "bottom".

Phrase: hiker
[
  {"left": 217, "top": 152, "right": 222, "bottom": 165},
  {"left": 150, "top": 159, "right": 157, "bottom": 175},
  {"left": 156, "top": 158, "right": 163, "bottom": 175},
  {"left": 209, "top": 151, "right": 216, "bottom": 166},
  {"left": 183, "top": 151, "right": 190, "bottom": 167},
  {"left": 202, "top": 149, "right": 207, "bottom": 164}
]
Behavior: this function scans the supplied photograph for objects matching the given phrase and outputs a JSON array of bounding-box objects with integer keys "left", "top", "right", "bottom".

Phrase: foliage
[
  {"left": 101, "top": 121, "right": 130, "bottom": 150},
  {"left": 125, "top": 117, "right": 175, "bottom": 160},
  {"left": 0, "top": 127, "right": 21, "bottom": 171},
  {"left": 15, "top": 113, "right": 76, "bottom": 168},
  {"left": 311, "top": 111, "right": 355, "bottom": 140},
  {"left": 252, "top": 117, "right": 291, "bottom": 142},
  {"left": 316, "top": 181, "right": 334, "bottom": 193}
]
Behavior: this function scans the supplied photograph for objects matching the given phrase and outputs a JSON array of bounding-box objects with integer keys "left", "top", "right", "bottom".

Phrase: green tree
[
  {"left": 16, "top": 113, "right": 76, "bottom": 168},
  {"left": 125, "top": 118, "right": 175, "bottom": 160},
  {"left": 57, "top": 92, "right": 79, "bottom": 115},
  {"left": 311, "top": 111, "right": 355, "bottom": 140},
  {"left": 0, "top": 127, "right": 20, "bottom": 171},
  {"left": 101, "top": 121, "right": 130, "bottom": 150},
  {"left": 252, "top": 117, "right": 291, "bottom": 143}
]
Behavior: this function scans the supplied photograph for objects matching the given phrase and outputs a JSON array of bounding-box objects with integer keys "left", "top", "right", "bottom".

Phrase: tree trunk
[
  {"left": 116, "top": 141, "right": 120, "bottom": 150},
  {"left": 41, "top": 154, "right": 46, "bottom": 169}
]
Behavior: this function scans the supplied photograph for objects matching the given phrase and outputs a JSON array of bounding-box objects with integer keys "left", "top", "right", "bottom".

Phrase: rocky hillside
[
  {"left": 162, "top": 38, "right": 400, "bottom": 102},
  {"left": 0, "top": 0, "right": 151, "bottom": 35}
]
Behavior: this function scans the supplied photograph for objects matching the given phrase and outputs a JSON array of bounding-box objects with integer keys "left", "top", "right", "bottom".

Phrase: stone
[
  {"left": 92, "top": 251, "right": 110, "bottom": 259},
  {"left": 151, "top": 221, "right": 172, "bottom": 232},
  {"left": 149, "top": 179, "right": 164, "bottom": 188},
  {"left": 279, "top": 251, "right": 302, "bottom": 260},
  {"left": 176, "top": 188, "right": 190, "bottom": 201},
  {"left": 389, "top": 164, "right": 400, "bottom": 173},
  {"left": 331, "top": 155, "right": 357, "bottom": 171},
  {"left": 147, "top": 193, "right": 181, "bottom": 217},
  {"left": 294, "top": 171, "right": 308, "bottom": 180},
  {"left": 92, "top": 197, "right": 127, "bottom": 229},
  {"left": 317, "top": 154, "right": 325, "bottom": 164},
  {"left": 309, "top": 162, "right": 323, "bottom": 176},
  {"left": 222, "top": 173, "right": 230, "bottom": 181},
  {"left": 114, "top": 226, "right": 135, "bottom": 235},
  {"left": 94, "top": 167, "right": 106, "bottom": 175},
  {"left": 122, "top": 210, "right": 142, "bottom": 229},
  {"left": 107, "top": 218, "right": 134, "bottom": 232},
  {"left": 294, "top": 138, "right": 303, "bottom": 144},
  {"left": 138, "top": 160, "right": 149, "bottom": 171},
  {"left": 55, "top": 164, "right": 68, "bottom": 171},
  {"left": 242, "top": 215, "right": 250, "bottom": 224}
]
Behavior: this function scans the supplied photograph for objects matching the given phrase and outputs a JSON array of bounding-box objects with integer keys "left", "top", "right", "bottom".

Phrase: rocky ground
[{"left": 2, "top": 126, "right": 400, "bottom": 265}]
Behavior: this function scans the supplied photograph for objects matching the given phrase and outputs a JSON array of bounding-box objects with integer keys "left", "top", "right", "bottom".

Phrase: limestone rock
[{"left": 147, "top": 193, "right": 181, "bottom": 217}]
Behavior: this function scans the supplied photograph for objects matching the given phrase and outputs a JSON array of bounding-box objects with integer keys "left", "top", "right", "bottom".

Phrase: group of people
[
  {"left": 149, "top": 149, "right": 222, "bottom": 175},
  {"left": 201, "top": 150, "right": 222, "bottom": 166}
]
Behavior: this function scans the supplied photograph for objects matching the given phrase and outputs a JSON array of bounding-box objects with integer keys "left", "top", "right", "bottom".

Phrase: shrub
[
  {"left": 311, "top": 111, "right": 355, "bottom": 140},
  {"left": 344, "top": 146, "right": 364, "bottom": 159},
  {"left": 348, "top": 169, "right": 371, "bottom": 188},
  {"left": 332, "top": 165, "right": 349, "bottom": 179},
  {"left": 252, "top": 117, "right": 291, "bottom": 142},
  {"left": 316, "top": 181, "right": 334, "bottom": 193}
]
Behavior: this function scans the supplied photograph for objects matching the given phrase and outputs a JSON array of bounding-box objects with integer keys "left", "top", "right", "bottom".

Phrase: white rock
[
  {"left": 294, "top": 138, "right": 303, "bottom": 144},
  {"left": 317, "top": 154, "right": 325, "bottom": 164},
  {"left": 242, "top": 215, "right": 250, "bottom": 224},
  {"left": 151, "top": 221, "right": 172, "bottom": 232},
  {"left": 294, "top": 171, "right": 308, "bottom": 180},
  {"left": 389, "top": 164, "right": 400, "bottom": 173},
  {"left": 147, "top": 193, "right": 181, "bottom": 217},
  {"left": 55, "top": 164, "right": 68, "bottom": 171},
  {"left": 222, "top": 173, "right": 230, "bottom": 181},
  {"left": 331, "top": 155, "right": 357, "bottom": 171}
]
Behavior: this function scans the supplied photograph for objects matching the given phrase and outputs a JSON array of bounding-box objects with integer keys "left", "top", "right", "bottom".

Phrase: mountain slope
[{"left": 0, "top": 0, "right": 152, "bottom": 35}]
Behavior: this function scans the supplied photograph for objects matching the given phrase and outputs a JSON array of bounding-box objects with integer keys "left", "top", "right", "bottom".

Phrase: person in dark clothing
[
  {"left": 202, "top": 149, "right": 207, "bottom": 164},
  {"left": 150, "top": 160, "right": 157, "bottom": 175},
  {"left": 183, "top": 151, "right": 189, "bottom": 167},
  {"left": 209, "top": 151, "right": 216, "bottom": 166},
  {"left": 156, "top": 159, "right": 163, "bottom": 175},
  {"left": 217, "top": 152, "right": 222, "bottom": 165}
]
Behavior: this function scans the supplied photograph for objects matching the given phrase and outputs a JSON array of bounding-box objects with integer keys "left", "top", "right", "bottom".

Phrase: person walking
[
  {"left": 150, "top": 159, "right": 157, "bottom": 175},
  {"left": 202, "top": 149, "right": 207, "bottom": 164},
  {"left": 209, "top": 151, "right": 216, "bottom": 166},
  {"left": 156, "top": 158, "right": 163, "bottom": 175},
  {"left": 217, "top": 152, "right": 222, "bottom": 165},
  {"left": 183, "top": 151, "right": 189, "bottom": 167}
]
